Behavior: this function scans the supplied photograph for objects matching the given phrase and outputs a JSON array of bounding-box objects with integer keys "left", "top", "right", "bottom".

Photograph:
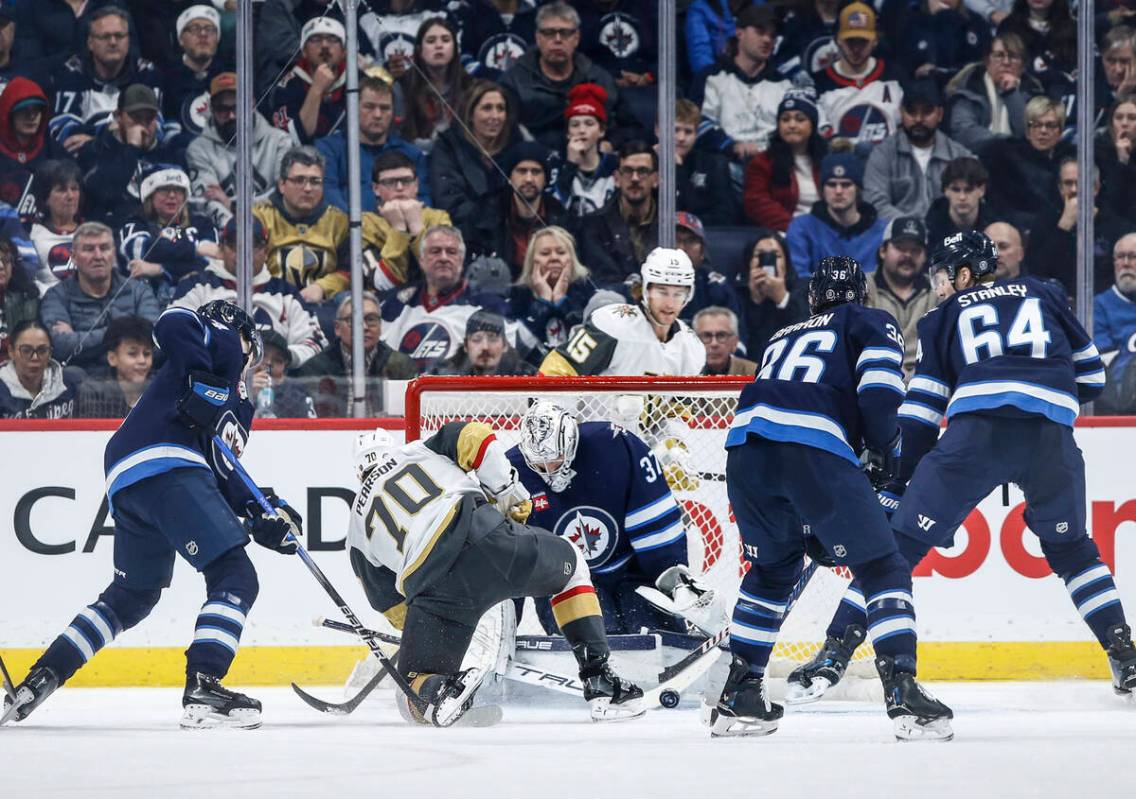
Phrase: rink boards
[{"left": 1, "top": 417, "right": 1134, "bottom": 686}]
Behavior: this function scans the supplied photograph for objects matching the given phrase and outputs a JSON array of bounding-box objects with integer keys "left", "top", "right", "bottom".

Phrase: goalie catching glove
[
  {"left": 245, "top": 492, "right": 301, "bottom": 554},
  {"left": 637, "top": 564, "right": 728, "bottom": 635},
  {"left": 474, "top": 441, "right": 533, "bottom": 523}
]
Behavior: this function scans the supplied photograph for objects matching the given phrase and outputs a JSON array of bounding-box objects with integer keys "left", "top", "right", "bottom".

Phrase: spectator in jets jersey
[
  {"left": 553, "top": 82, "right": 619, "bottom": 218},
  {"left": 456, "top": 0, "right": 538, "bottom": 80},
  {"left": 159, "top": 5, "right": 230, "bottom": 139},
  {"left": 269, "top": 16, "right": 348, "bottom": 144},
  {"left": 30, "top": 159, "right": 83, "bottom": 293},
  {"left": 508, "top": 225, "right": 596, "bottom": 356},
  {"left": 1093, "top": 233, "right": 1136, "bottom": 413},
  {"left": 429, "top": 309, "right": 537, "bottom": 376}
]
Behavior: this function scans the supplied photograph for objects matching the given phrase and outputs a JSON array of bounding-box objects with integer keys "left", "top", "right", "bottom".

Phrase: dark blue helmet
[
  {"left": 930, "top": 231, "right": 998, "bottom": 283},
  {"left": 808, "top": 256, "right": 867, "bottom": 314},
  {"left": 198, "top": 300, "right": 263, "bottom": 367}
]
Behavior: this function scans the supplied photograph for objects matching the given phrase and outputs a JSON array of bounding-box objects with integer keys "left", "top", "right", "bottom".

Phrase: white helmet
[
  {"left": 519, "top": 400, "right": 579, "bottom": 493},
  {"left": 641, "top": 247, "right": 695, "bottom": 308},
  {"left": 353, "top": 427, "right": 395, "bottom": 482}
]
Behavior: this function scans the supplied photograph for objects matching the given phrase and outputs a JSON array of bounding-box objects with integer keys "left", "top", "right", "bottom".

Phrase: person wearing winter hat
[
  {"left": 786, "top": 150, "right": 888, "bottom": 274},
  {"left": 160, "top": 4, "right": 230, "bottom": 137},
  {"left": 270, "top": 16, "right": 348, "bottom": 143},
  {"left": 430, "top": 308, "right": 537, "bottom": 376},
  {"left": 555, "top": 82, "right": 619, "bottom": 217}
]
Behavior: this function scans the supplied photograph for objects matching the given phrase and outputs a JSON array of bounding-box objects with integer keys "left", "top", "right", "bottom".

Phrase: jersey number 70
[{"left": 364, "top": 463, "right": 443, "bottom": 553}]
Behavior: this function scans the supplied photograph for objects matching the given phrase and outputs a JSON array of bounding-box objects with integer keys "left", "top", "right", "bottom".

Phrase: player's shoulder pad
[{"left": 590, "top": 302, "right": 642, "bottom": 331}]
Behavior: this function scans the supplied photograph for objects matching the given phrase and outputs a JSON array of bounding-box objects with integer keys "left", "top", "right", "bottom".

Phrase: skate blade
[
  {"left": 784, "top": 676, "right": 833, "bottom": 706},
  {"left": 180, "top": 704, "right": 262, "bottom": 731},
  {"left": 892, "top": 715, "right": 953, "bottom": 742},
  {"left": 709, "top": 709, "right": 779, "bottom": 738},
  {"left": 588, "top": 697, "right": 647, "bottom": 723},
  {"left": 452, "top": 704, "right": 503, "bottom": 728},
  {"left": 432, "top": 667, "right": 489, "bottom": 727}
]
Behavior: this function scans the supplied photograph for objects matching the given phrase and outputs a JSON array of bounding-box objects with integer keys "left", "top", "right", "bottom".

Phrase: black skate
[
  {"left": 581, "top": 662, "right": 645, "bottom": 722},
  {"left": 396, "top": 670, "right": 503, "bottom": 728},
  {"left": 709, "top": 655, "right": 783, "bottom": 738},
  {"left": 875, "top": 656, "right": 953, "bottom": 742},
  {"left": 0, "top": 666, "right": 59, "bottom": 725},
  {"left": 784, "top": 624, "right": 866, "bottom": 705},
  {"left": 180, "top": 672, "right": 262, "bottom": 730},
  {"left": 1106, "top": 624, "right": 1136, "bottom": 696}
]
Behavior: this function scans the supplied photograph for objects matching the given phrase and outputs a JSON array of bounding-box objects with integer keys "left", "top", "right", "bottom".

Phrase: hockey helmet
[
  {"left": 808, "top": 255, "right": 867, "bottom": 314},
  {"left": 641, "top": 247, "right": 695, "bottom": 308},
  {"left": 198, "top": 300, "right": 263, "bottom": 367},
  {"left": 353, "top": 427, "right": 396, "bottom": 482},
  {"left": 519, "top": 400, "right": 579, "bottom": 493},
  {"left": 930, "top": 231, "right": 998, "bottom": 284}
]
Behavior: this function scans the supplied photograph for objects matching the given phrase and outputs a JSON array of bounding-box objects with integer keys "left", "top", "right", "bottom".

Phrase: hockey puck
[{"left": 659, "top": 690, "right": 681, "bottom": 709}]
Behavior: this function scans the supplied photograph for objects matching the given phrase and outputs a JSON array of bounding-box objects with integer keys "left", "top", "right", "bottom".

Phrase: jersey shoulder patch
[{"left": 591, "top": 303, "right": 646, "bottom": 336}]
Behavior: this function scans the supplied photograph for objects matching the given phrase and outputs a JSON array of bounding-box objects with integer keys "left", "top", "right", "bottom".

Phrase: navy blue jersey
[
  {"left": 897, "top": 277, "right": 1106, "bottom": 467},
  {"left": 506, "top": 422, "right": 687, "bottom": 580},
  {"left": 726, "top": 303, "right": 907, "bottom": 465},
  {"left": 103, "top": 307, "right": 255, "bottom": 513}
]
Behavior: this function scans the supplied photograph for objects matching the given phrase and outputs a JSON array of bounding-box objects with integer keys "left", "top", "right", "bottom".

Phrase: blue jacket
[
  {"left": 1094, "top": 285, "right": 1136, "bottom": 377},
  {"left": 685, "top": 0, "right": 741, "bottom": 76},
  {"left": 315, "top": 130, "right": 429, "bottom": 213},
  {"left": 786, "top": 200, "right": 887, "bottom": 276}
]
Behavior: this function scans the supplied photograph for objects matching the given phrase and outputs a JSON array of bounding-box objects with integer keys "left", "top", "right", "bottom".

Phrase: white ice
[{"left": 1, "top": 681, "right": 1131, "bottom": 799}]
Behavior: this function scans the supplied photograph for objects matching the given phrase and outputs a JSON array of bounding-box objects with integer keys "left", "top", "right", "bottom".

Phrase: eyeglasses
[
  {"left": 989, "top": 50, "right": 1023, "bottom": 63},
  {"left": 697, "top": 331, "right": 735, "bottom": 343},
  {"left": 183, "top": 24, "right": 217, "bottom": 37},
  {"left": 17, "top": 345, "right": 51, "bottom": 359},
  {"left": 538, "top": 26, "right": 578, "bottom": 39},
  {"left": 91, "top": 32, "right": 128, "bottom": 43},
  {"left": 376, "top": 175, "right": 417, "bottom": 188},
  {"left": 337, "top": 314, "right": 382, "bottom": 326},
  {"left": 1028, "top": 120, "right": 1061, "bottom": 131},
  {"left": 285, "top": 176, "right": 324, "bottom": 187},
  {"left": 212, "top": 103, "right": 237, "bottom": 116},
  {"left": 619, "top": 166, "right": 655, "bottom": 178}
]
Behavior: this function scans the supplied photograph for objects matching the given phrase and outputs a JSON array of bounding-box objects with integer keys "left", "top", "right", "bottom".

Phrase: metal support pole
[
  {"left": 1076, "top": 0, "right": 1095, "bottom": 329},
  {"left": 344, "top": 0, "right": 366, "bottom": 417},
  {"left": 657, "top": 0, "right": 677, "bottom": 249},
  {"left": 234, "top": 0, "right": 255, "bottom": 315}
]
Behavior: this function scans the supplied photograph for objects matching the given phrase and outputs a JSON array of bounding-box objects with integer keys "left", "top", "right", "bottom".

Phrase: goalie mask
[
  {"left": 519, "top": 400, "right": 579, "bottom": 493},
  {"left": 353, "top": 427, "right": 396, "bottom": 482}
]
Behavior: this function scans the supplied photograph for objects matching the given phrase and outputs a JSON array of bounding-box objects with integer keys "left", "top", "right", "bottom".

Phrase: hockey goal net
[{"left": 405, "top": 375, "right": 874, "bottom": 674}]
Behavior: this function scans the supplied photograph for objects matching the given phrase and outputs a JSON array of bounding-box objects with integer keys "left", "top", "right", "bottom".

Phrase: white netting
[{"left": 406, "top": 376, "right": 875, "bottom": 673}]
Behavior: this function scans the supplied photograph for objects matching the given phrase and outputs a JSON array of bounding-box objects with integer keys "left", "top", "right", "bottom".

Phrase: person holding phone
[{"left": 733, "top": 230, "right": 810, "bottom": 356}]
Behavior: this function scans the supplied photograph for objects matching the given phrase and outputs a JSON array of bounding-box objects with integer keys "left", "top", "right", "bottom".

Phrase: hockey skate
[
  {"left": 581, "top": 663, "right": 645, "bottom": 722},
  {"left": 875, "top": 656, "right": 953, "bottom": 742},
  {"left": 180, "top": 672, "right": 262, "bottom": 730},
  {"left": 398, "top": 669, "right": 502, "bottom": 728},
  {"left": 709, "top": 655, "right": 783, "bottom": 738},
  {"left": 1, "top": 666, "right": 59, "bottom": 725},
  {"left": 784, "top": 624, "right": 866, "bottom": 705},
  {"left": 1106, "top": 624, "right": 1136, "bottom": 696}
]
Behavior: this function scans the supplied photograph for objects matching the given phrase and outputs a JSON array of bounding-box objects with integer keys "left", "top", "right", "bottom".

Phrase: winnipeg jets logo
[
  {"left": 554, "top": 506, "right": 619, "bottom": 568},
  {"left": 599, "top": 13, "right": 640, "bottom": 58}
]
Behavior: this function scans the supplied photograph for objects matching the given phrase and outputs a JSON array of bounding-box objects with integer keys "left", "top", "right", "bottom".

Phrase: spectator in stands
[
  {"left": 254, "top": 145, "right": 349, "bottom": 304},
  {"left": 173, "top": 217, "right": 327, "bottom": 370},
  {"left": 776, "top": 0, "right": 841, "bottom": 81},
  {"left": 430, "top": 309, "right": 537, "bottom": 376},
  {"left": 0, "top": 77, "right": 60, "bottom": 221},
  {"left": 577, "top": 140, "right": 659, "bottom": 287},
  {"left": 787, "top": 151, "right": 887, "bottom": 275},
  {"left": 498, "top": 2, "right": 621, "bottom": 150},
  {"left": 898, "top": 0, "right": 989, "bottom": 87},
  {"left": 456, "top": 0, "right": 537, "bottom": 80},
  {"left": 40, "top": 221, "right": 160, "bottom": 369},
  {"left": 694, "top": 5, "right": 790, "bottom": 163},
  {"left": 812, "top": 3, "right": 906, "bottom": 149},
  {"left": 509, "top": 225, "right": 595, "bottom": 356},
  {"left": 0, "top": 319, "right": 78, "bottom": 418},
  {"left": 74, "top": 314, "right": 152, "bottom": 418},
  {"left": 15, "top": 0, "right": 138, "bottom": 76},
  {"left": 30, "top": 160, "right": 82, "bottom": 292},
  {"left": 982, "top": 95, "right": 1073, "bottom": 234},
  {"left": 672, "top": 98, "right": 737, "bottom": 226},
  {"left": 674, "top": 211, "right": 741, "bottom": 322},
  {"left": 1098, "top": 27, "right": 1136, "bottom": 120},
  {"left": 924, "top": 156, "right": 995, "bottom": 248},
  {"left": 946, "top": 32, "right": 1042, "bottom": 154},
  {"left": 380, "top": 225, "right": 508, "bottom": 373},
  {"left": 996, "top": 0, "right": 1074, "bottom": 80},
  {"left": 1029, "top": 158, "right": 1135, "bottom": 298},
  {"left": 161, "top": 5, "right": 229, "bottom": 138},
  {"left": 187, "top": 72, "right": 293, "bottom": 229},
  {"left": 118, "top": 165, "right": 218, "bottom": 305},
  {"left": 430, "top": 80, "right": 520, "bottom": 254},
  {"left": 966, "top": 0, "right": 1012, "bottom": 27},
  {"left": 0, "top": 197, "right": 33, "bottom": 279},
  {"left": 394, "top": 16, "right": 473, "bottom": 152},
  {"left": 864, "top": 80, "right": 973, "bottom": 222},
  {"left": 270, "top": 16, "right": 347, "bottom": 144},
  {"left": 250, "top": 330, "right": 317, "bottom": 419},
  {"left": 78, "top": 84, "right": 188, "bottom": 225},
  {"left": 685, "top": 0, "right": 750, "bottom": 76},
  {"left": 866, "top": 216, "right": 935, "bottom": 376},
  {"left": 577, "top": 1, "right": 656, "bottom": 92},
  {"left": 0, "top": 2, "right": 34, "bottom": 94},
  {"left": 358, "top": 0, "right": 434, "bottom": 76},
  {"left": 733, "top": 229, "right": 810, "bottom": 355},
  {"left": 362, "top": 150, "right": 452, "bottom": 293},
  {"left": 554, "top": 83, "right": 619, "bottom": 218},
  {"left": 743, "top": 88, "right": 826, "bottom": 232},
  {"left": 694, "top": 306, "right": 757, "bottom": 376},
  {"left": 0, "top": 236, "right": 37, "bottom": 364},
  {"left": 317, "top": 74, "right": 427, "bottom": 214},
  {"left": 50, "top": 7, "right": 166, "bottom": 154},
  {"left": 1093, "top": 232, "right": 1136, "bottom": 413},
  {"left": 296, "top": 291, "right": 417, "bottom": 417},
  {"left": 1095, "top": 96, "right": 1136, "bottom": 223},
  {"left": 985, "top": 220, "right": 1026, "bottom": 281}
]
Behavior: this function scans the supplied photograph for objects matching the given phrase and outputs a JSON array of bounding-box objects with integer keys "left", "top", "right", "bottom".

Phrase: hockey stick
[
  {"left": 210, "top": 435, "right": 438, "bottom": 723},
  {"left": 291, "top": 664, "right": 388, "bottom": 716},
  {"left": 0, "top": 652, "right": 17, "bottom": 702}
]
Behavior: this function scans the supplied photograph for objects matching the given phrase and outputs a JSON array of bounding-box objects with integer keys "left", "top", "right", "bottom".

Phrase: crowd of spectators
[{"left": 1, "top": 0, "right": 1135, "bottom": 419}]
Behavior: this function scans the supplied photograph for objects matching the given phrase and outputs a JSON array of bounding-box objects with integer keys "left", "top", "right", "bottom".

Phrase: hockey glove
[
  {"left": 245, "top": 493, "right": 301, "bottom": 554},
  {"left": 480, "top": 465, "right": 532, "bottom": 522},
  {"left": 860, "top": 431, "right": 902, "bottom": 491},
  {"left": 652, "top": 564, "right": 726, "bottom": 634},
  {"left": 876, "top": 481, "right": 905, "bottom": 521},
  {"left": 177, "top": 372, "right": 230, "bottom": 430}
]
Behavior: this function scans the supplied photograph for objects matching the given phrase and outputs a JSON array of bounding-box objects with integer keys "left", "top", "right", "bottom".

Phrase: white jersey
[{"left": 545, "top": 302, "right": 706, "bottom": 376}]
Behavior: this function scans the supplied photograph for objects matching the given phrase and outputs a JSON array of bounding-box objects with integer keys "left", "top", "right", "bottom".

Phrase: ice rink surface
[{"left": 1, "top": 680, "right": 1132, "bottom": 799}]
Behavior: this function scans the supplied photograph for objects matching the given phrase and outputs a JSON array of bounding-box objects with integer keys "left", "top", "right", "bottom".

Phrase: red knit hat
[{"left": 564, "top": 83, "right": 608, "bottom": 124}]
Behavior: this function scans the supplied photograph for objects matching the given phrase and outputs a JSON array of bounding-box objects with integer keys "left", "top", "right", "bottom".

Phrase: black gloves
[
  {"left": 245, "top": 493, "right": 301, "bottom": 554},
  {"left": 177, "top": 371, "right": 230, "bottom": 429}
]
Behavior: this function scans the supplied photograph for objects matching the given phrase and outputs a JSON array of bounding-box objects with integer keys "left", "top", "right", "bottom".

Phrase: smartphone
[{"left": 759, "top": 250, "right": 777, "bottom": 277}]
